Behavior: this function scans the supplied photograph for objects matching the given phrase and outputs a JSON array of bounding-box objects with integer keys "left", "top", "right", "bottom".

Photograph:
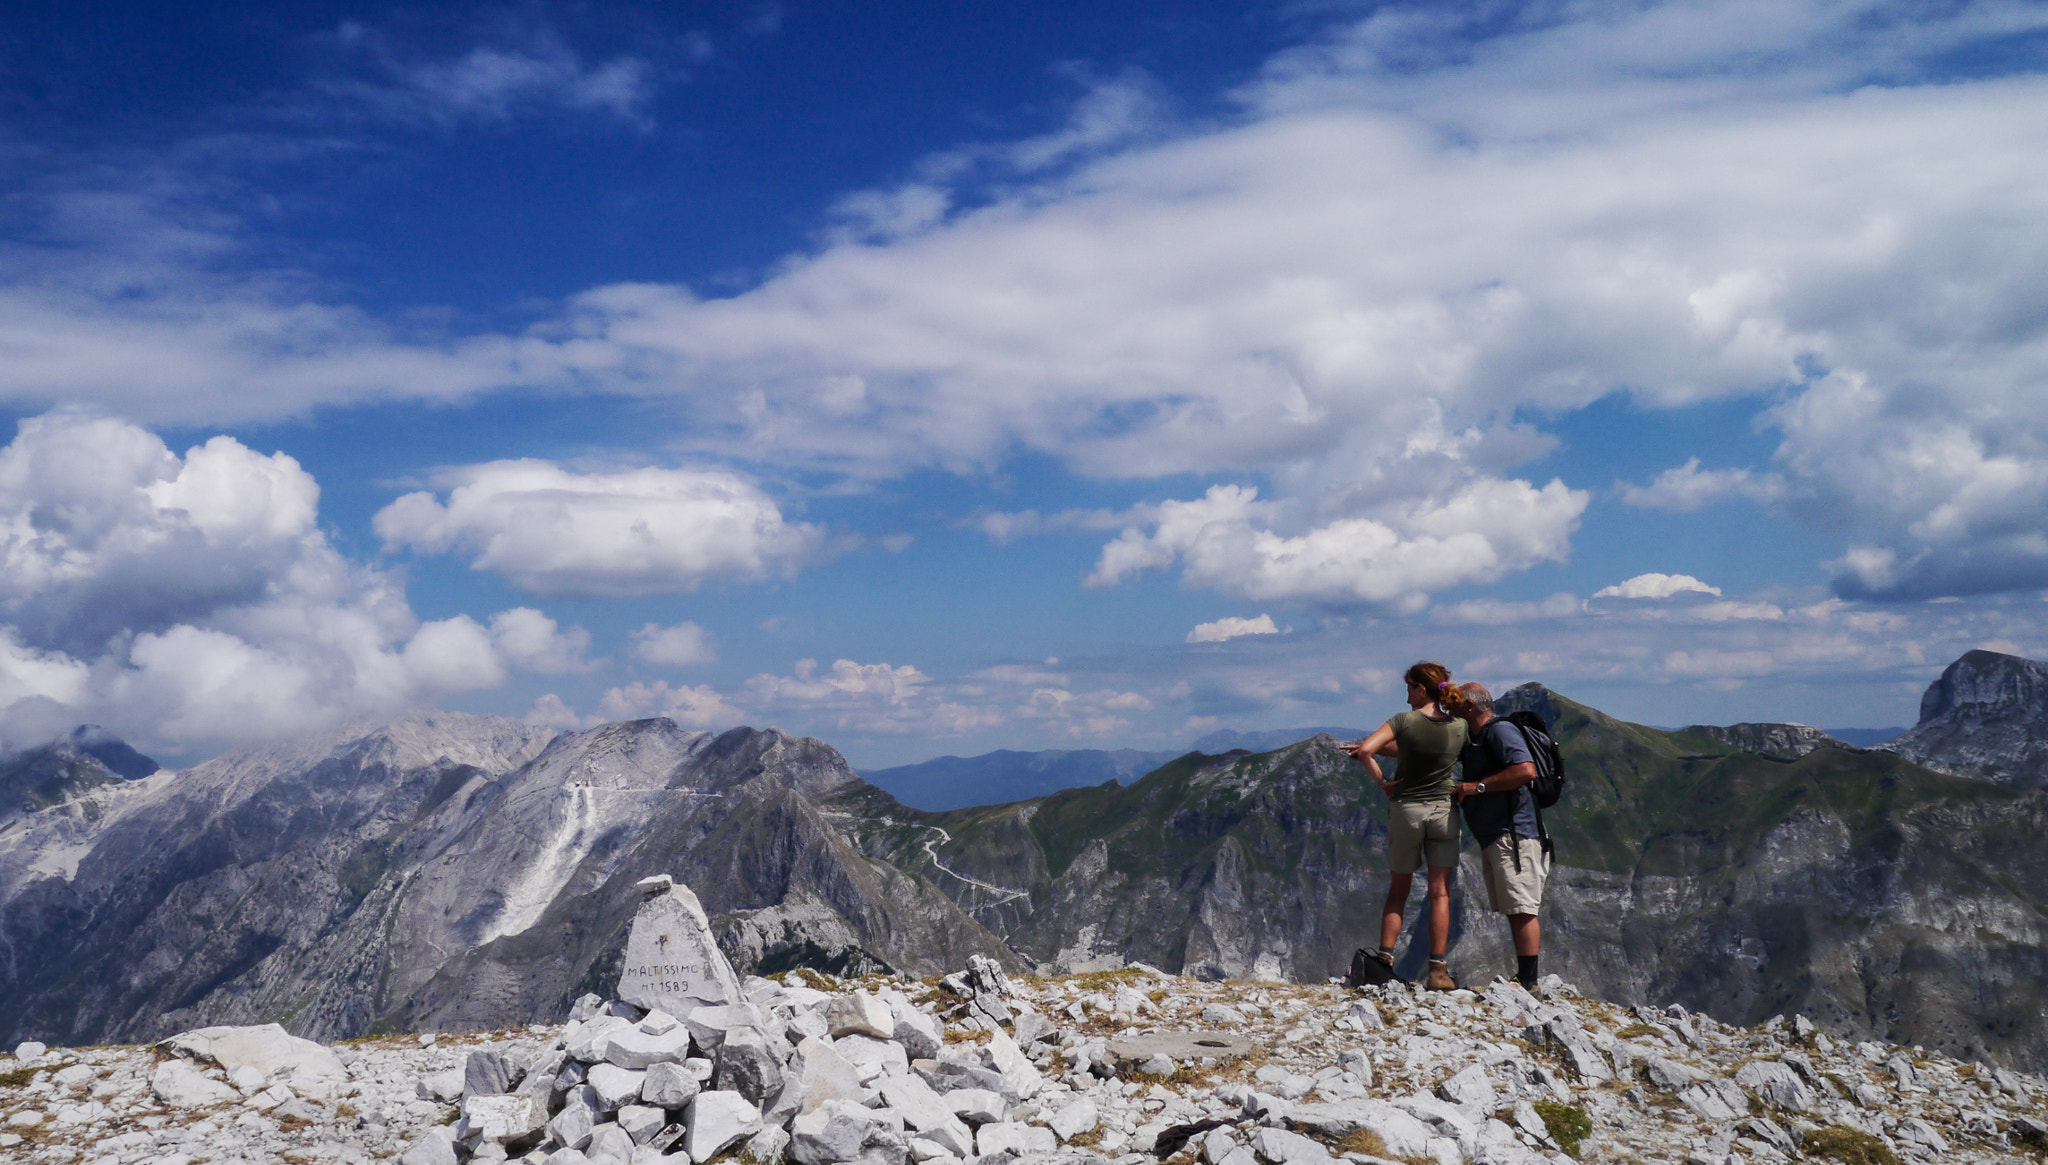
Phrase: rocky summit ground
[{"left": 2, "top": 961, "right": 2044, "bottom": 1165}]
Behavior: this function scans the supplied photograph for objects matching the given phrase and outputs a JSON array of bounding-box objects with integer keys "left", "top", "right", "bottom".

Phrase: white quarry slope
[
  {"left": 0, "top": 713, "right": 1009, "bottom": 1049},
  {"left": 1, "top": 964, "right": 2042, "bottom": 1165}
]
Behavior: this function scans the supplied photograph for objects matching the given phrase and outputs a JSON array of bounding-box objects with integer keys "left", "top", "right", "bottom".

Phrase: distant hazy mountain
[
  {"left": 861, "top": 728, "right": 1380, "bottom": 809},
  {"left": 860, "top": 748, "right": 1181, "bottom": 810}
]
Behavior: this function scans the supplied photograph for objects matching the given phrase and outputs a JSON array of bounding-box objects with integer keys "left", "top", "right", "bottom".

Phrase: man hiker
[{"left": 1452, "top": 682, "right": 1548, "bottom": 989}]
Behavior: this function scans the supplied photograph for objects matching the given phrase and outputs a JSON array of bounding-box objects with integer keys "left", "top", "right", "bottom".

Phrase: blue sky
[{"left": 3, "top": 0, "right": 2048, "bottom": 767}]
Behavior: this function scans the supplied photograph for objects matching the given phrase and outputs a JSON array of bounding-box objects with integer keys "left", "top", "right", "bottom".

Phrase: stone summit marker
[{"left": 618, "top": 875, "right": 744, "bottom": 1019}]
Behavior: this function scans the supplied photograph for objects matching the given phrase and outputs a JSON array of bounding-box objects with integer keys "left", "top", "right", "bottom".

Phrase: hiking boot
[{"left": 1425, "top": 962, "right": 1458, "bottom": 991}]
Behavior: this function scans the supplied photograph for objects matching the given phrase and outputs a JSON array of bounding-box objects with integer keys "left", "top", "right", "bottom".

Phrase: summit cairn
[{"left": 618, "top": 875, "right": 744, "bottom": 1020}]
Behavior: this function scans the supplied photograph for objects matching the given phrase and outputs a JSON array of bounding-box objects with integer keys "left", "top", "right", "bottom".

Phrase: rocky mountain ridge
[{"left": 3, "top": 653, "right": 2046, "bottom": 1081}]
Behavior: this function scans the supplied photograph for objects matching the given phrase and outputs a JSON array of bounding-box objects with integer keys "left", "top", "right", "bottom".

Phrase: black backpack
[
  {"left": 1501, "top": 710, "right": 1565, "bottom": 808},
  {"left": 1345, "top": 947, "right": 1395, "bottom": 989}
]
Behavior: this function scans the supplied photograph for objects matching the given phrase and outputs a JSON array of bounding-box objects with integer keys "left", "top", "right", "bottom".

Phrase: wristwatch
[{"left": 1474, "top": 781, "right": 1488, "bottom": 794}]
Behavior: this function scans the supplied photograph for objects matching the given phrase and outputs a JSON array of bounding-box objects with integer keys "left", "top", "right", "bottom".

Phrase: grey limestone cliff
[{"left": 1884, "top": 648, "right": 2048, "bottom": 788}]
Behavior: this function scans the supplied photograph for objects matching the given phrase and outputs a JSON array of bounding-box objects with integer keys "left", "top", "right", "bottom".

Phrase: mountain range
[{"left": 0, "top": 649, "right": 2042, "bottom": 1076}]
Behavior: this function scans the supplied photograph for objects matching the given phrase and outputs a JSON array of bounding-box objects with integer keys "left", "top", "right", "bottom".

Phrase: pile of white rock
[
  {"left": 4, "top": 877, "right": 2046, "bottom": 1165},
  {"left": 419, "top": 951, "right": 1090, "bottom": 1165}
]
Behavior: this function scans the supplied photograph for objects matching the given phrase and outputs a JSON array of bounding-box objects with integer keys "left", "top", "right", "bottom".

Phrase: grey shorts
[
  {"left": 1479, "top": 835, "right": 1549, "bottom": 915},
  {"left": 1388, "top": 799, "right": 1460, "bottom": 872}
]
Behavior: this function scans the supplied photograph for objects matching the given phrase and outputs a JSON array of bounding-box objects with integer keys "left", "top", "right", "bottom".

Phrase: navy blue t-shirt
[{"left": 1459, "top": 718, "right": 1540, "bottom": 843}]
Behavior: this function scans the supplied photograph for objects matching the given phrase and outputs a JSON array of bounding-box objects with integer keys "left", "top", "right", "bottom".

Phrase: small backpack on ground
[{"left": 1345, "top": 947, "right": 1395, "bottom": 989}]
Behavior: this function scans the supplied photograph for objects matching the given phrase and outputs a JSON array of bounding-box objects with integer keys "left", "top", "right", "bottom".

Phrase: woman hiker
[{"left": 1347, "top": 660, "right": 1469, "bottom": 990}]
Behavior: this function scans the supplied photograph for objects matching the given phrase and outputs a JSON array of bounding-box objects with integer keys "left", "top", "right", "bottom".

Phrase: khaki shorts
[
  {"left": 1479, "top": 835, "right": 1549, "bottom": 915},
  {"left": 1388, "top": 799, "right": 1460, "bottom": 872}
]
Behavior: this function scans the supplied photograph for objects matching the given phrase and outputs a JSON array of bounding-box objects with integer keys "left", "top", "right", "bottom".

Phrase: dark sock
[{"left": 1516, "top": 954, "right": 1539, "bottom": 985}]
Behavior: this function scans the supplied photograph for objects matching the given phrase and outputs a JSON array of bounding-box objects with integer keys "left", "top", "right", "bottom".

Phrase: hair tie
[{"left": 1437, "top": 682, "right": 1449, "bottom": 692}]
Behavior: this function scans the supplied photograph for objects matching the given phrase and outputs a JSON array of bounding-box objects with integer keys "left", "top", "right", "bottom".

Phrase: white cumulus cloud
[
  {"left": 374, "top": 460, "right": 829, "bottom": 598},
  {"left": 1187, "top": 614, "right": 1281, "bottom": 644},
  {"left": 1593, "top": 573, "right": 1724, "bottom": 601},
  {"left": 1088, "top": 479, "right": 1586, "bottom": 611},
  {"left": 0, "top": 412, "right": 591, "bottom": 754},
  {"left": 630, "top": 621, "right": 717, "bottom": 668},
  {"left": 1621, "top": 458, "right": 1785, "bottom": 512}
]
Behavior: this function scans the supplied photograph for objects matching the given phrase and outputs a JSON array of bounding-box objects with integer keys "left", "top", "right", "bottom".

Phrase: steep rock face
[
  {"left": 0, "top": 714, "right": 1012, "bottom": 1048},
  {"left": 1884, "top": 649, "right": 2048, "bottom": 788},
  {"left": 839, "top": 742, "right": 1393, "bottom": 984}
]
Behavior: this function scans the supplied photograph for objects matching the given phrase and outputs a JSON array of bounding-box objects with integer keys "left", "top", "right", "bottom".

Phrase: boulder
[
  {"left": 150, "top": 1059, "right": 239, "bottom": 1108},
  {"left": 1344, "top": 1002, "right": 1383, "bottom": 1032},
  {"left": 915, "top": 1056, "right": 1011, "bottom": 1101},
  {"left": 836, "top": 1033, "right": 910, "bottom": 1079},
  {"left": 684, "top": 1003, "right": 771, "bottom": 1056},
  {"left": 1011, "top": 1009, "right": 1057, "bottom": 1049},
  {"left": 717, "top": 1024, "right": 790, "bottom": 1105},
  {"left": 883, "top": 995, "right": 942, "bottom": 1061},
  {"left": 616, "top": 881, "right": 743, "bottom": 1022},
  {"left": 1676, "top": 1082, "right": 1739, "bottom": 1122},
  {"left": 465, "top": 1049, "right": 517, "bottom": 1098},
  {"left": 418, "top": 1069, "right": 465, "bottom": 1103},
  {"left": 549, "top": 1101, "right": 597, "bottom": 1151},
  {"left": 161, "top": 1024, "right": 347, "bottom": 1082},
  {"left": 1285, "top": 1100, "right": 1431, "bottom": 1160},
  {"left": 683, "top": 1090, "right": 761, "bottom": 1161},
  {"left": 1048, "top": 1096, "right": 1099, "bottom": 1140},
  {"left": 748, "top": 1124, "right": 793, "bottom": 1165},
  {"left": 980, "top": 1029, "right": 1044, "bottom": 1098},
  {"left": 789, "top": 1035, "right": 869, "bottom": 1115},
  {"left": 792, "top": 1098, "right": 909, "bottom": 1165},
  {"left": 566, "top": 1017, "right": 632, "bottom": 1063},
  {"left": 976, "top": 1120, "right": 1056, "bottom": 1156},
  {"left": 517, "top": 1049, "right": 568, "bottom": 1100},
  {"left": 399, "top": 1126, "right": 459, "bottom": 1165},
  {"left": 826, "top": 992, "right": 897, "bottom": 1040},
  {"left": 588, "top": 1064, "right": 647, "bottom": 1111},
  {"left": 1337, "top": 1050, "right": 1373, "bottom": 1089},
  {"left": 603, "top": 1025, "right": 692, "bottom": 1070},
  {"left": 586, "top": 1122, "right": 635, "bottom": 1165},
  {"left": 1436, "top": 1064, "right": 1496, "bottom": 1111},
  {"left": 462, "top": 1094, "right": 547, "bottom": 1145},
  {"left": 1252, "top": 1127, "right": 1332, "bottom": 1165},
  {"left": 13, "top": 1041, "right": 48, "bottom": 1060},
  {"left": 1735, "top": 1059, "right": 1815, "bottom": 1113},
  {"left": 641, "top": 1061, "right": 700, "bottom": 1109},
  {"left": 874, "top": 1074, "right": 975, "bottom": 1156},
  {"left": 944, "top": 1087, "right": 1007, "bottom": 1125}
]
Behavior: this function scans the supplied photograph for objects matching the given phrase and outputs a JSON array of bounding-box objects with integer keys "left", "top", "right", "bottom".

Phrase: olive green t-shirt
[{"left": 1387, "top": 708, "right": 1467, "bottom": 802}]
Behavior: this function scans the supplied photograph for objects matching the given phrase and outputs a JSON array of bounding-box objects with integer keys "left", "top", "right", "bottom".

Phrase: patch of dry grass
[{"left": 1333, "top": 1127, "right": 1389, "bottom": 1157}]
